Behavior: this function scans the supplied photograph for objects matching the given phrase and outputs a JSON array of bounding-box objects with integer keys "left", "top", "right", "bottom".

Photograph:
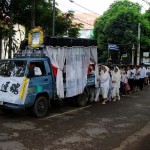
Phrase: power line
[
  {"left": 69, "top": 0, "right": 100, "bottom": 16},
  {"left": 74, "top": 18, "right": 93, "bottom": 26},
  {"left": 56, "top": 2, "right": 95, "bottom": 26},
  {"left": 56, "top": 2, "right": 98, "bottom": 18}
]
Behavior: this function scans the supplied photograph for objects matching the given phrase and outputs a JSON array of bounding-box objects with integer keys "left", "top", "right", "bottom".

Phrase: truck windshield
[{"left": 0, "top": 60, "right": 27, "bottom": 77}]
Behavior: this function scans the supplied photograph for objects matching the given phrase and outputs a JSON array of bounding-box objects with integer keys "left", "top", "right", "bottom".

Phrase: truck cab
[{"left": 0, "top": 57, "right": 55, "bottom": 117}]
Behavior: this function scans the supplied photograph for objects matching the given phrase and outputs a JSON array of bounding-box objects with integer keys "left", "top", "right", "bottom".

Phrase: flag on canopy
[{"left": 108, "top": 44, "right": 119, "bottom": 51}]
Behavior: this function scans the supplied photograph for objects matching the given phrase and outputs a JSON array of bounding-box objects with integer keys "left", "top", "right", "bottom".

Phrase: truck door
[{"left": 28, "top": 60, "right": 53, "bottom": 99}]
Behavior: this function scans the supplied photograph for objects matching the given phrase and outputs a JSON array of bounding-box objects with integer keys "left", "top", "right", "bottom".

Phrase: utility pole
[
  {"left": 31, "top": 0, "right": 35, "bottom": 29},
  {"left": 52, "top": 0, "right": 55, "bottom": 36},
  {"left": 0, "top": 33, "right": 2, "bottom": 59},
  {"left": 8, "top": 0, "right": 14, "bottom": 58},
  {"left": 132, "top": 44, "right": 135, "bottom": 65},
  {"left": 137, "top": 23, "right": 141, "bottom": 65},
  {"left": 108, "top": 46, "right": 110, "bottom": 60}
]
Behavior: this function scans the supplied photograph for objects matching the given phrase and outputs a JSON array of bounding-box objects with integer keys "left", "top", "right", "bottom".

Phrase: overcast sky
[{"left": 55, "top": 0, "right": 149, "bottom": 15}]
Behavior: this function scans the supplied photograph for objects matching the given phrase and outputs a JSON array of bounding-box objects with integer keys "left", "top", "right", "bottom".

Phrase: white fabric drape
[
  {"left": 45, "top": 46, "right": 65, "bottom": 98},
  {"left": 0, "top": 77, "right": 29, "bottom": 105},
  {"left": 90, "top": 46, "right": 97, "bottom": 63},
  {"left": 90, "top": 46, "right": 98, "bottom": 87},
  {"left": 45, "top": 46, "right": 97, "bottom": 98},
  {"left": 65, "top": 47, "right": 90, "bottom": 97}
]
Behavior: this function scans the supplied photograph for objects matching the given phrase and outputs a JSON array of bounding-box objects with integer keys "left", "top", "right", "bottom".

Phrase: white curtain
[
  {"left": 45, "top": 46, "right": 97, "bottom": 98},
  {"left": 65, "top": 47, "right": 90, "bottom": 97},
  {"left": 45, "top": 46, "right": 65, "bottom": 98},
  {"left": 0, "top": 77, "right": 29, "bottom": 105},
  {"left": 90, "top": 46, "right": 98, "bottom": 87},
  {"left": 90, "top": 46, "right": 97, "bottom": 63}
]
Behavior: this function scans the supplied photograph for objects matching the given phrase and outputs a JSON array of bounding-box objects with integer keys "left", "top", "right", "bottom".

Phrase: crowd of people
[{"left": 90, "top": 63, "right": 150, "bottom": 104}]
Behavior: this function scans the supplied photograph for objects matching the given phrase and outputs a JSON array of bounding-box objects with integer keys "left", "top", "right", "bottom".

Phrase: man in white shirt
[
  {"left": 138, "top": 63, "right": 146, "bottom": 90},
  {"left": 127, "top": 66, "right": 135, "bottom": 92},
  {"left": 148, "top": 67, "right": 150, "bottom": 85},
  {"left": 145, "top": 66, "right": 150, "bottom": 85}
]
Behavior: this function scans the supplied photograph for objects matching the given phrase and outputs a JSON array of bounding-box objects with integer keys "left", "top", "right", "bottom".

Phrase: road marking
[
  {"left": 112, "top": 122, "right": 150, "bottom": 150},
  {"left": 41, "top": 105, "right": 92, "bottom": 120}
]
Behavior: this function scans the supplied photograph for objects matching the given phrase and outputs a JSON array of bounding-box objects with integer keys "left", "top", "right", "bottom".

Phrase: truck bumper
[{"left": 0, "top": 102, "right": 25, "bottom": 110}]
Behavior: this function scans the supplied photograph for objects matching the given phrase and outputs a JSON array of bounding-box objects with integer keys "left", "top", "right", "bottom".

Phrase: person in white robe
[
  {"left": 111, "top": 66, "right": 121, "bottom": 101},
  {"left": 100, "top": 65, "right": 110, "bottom": 104},
  {"left": 94, "top": 65, "right": 101, "bottom": 102}
]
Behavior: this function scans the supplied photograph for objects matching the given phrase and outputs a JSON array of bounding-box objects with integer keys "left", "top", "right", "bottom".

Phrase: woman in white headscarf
[
  {"left": 100, "top": 65, "right": 110, "bottom": 104},
  {"left": 111, "top": 66, "right": 121, "bottom": 101}
]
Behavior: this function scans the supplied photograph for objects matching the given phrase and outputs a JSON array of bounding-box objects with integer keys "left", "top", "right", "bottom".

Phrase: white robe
[
  {"left": 111, "top": 67, "right": 121, "bottom": 98},
  {"left": 100, "top": 66, "right": 110, "bottom": 99}
]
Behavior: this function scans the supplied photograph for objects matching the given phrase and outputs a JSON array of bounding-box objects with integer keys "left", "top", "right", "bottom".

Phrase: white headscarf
[
  {"left": 100, "top": 65, "right": 109, "bottom": 80},
  {"left": 112, "top": 66, "right": 121, "bottom": 82}
]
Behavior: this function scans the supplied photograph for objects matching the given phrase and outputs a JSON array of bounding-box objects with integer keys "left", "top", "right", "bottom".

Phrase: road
[{"left": 0, "top": 85, "right": 150, "bottom": 150}]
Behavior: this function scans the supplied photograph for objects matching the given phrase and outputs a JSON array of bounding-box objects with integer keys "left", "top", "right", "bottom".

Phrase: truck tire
[
  {"left": 76, "top": 90, "right": 89, "bottom": 107},
  {"left": 32, "top": 96, "right": 48, "bottom": 117}
]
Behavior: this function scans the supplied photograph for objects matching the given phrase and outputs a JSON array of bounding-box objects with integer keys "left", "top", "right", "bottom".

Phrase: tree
[
  {"left": 0, "top": 0, "right": 11, "bottom": 58},
  {"left": 141, "top": 9, "right": 150, "bottom": 51},
  {"left": 93, "top": 0, "right": 150, "bottom": 63},
  {"left": 9, "top": 0, "right": 82, "bottom": 37},
  {"left": 0, "top": 0, "right": 83, "bottom": 58},
  {"left": 55, "top": 11, "right": 83, "bottom": 37}
]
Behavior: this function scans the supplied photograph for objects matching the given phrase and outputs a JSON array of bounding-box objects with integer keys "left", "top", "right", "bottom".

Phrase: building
[
  {"left": 73, "top": 12, "right": 99, "bottom": 39},
  {"left": 1, "top": 24, "right": 25, "bottom": 59}
]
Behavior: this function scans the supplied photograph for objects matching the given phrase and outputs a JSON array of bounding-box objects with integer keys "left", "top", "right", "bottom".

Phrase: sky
[{"left": 55, "top": 0, "right": 149, "bottom": 15}]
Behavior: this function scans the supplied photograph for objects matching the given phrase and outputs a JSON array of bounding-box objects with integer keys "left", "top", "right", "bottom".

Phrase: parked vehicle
[{"left": 0, "top": 28, "right": 97, "bottom": 117}]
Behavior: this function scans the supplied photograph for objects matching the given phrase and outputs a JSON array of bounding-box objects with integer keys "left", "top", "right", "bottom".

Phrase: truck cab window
[
  {"left": 0, "top": 60, "right": 26, "bottom": 77},
  {"left": 28, "top": 61, "right": 46, "bottom": 77}
]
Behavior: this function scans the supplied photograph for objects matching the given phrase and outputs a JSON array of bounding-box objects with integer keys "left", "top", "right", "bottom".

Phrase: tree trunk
[
  {"left": 31, "top": 0, "right": 35, "bottom": 29},
  {"left": 0, "top": 35, "right": 2, "bottom": 59}
]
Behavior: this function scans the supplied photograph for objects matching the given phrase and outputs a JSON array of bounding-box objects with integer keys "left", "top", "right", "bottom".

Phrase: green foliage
[
  {"left": 142, "top": 9, "right": 150, "bottom": 51},
  {"left": 0, "top": 0, "right": 10, "bottom": 35},
  {"left": 0, "top": 0, "right": 83, "bottom": 58},
  {"left": 93, "top": 0, "right": 150, "bottom": 59},
  {"left": 55, "top": 11, "right": 83, "bottom": 37},
  {"left": 1, "top": 0, "right": 82, "bottom": 38},
  {"left": 144, "top": 9, "right": 150, "bottom": 22},
  {"left": 10, "top": 0, "right": 82, "bottom": 37}
]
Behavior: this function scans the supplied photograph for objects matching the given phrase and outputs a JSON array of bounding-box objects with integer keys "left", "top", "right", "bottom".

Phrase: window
[
  {"left": 0, "top": 60, "right": 26, "bottom": 77},
  {"left": 29, "top": 61, "right": 46, "bottom": 76}
]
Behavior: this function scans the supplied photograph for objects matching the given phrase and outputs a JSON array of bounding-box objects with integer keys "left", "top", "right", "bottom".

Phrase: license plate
[{"left": 0, "top": 101, "right": 3, "bottom": 105}]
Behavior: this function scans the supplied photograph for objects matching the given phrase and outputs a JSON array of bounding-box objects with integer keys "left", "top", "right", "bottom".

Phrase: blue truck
[{"left": 0, "top": 37, "right": 96, "bottom": 117}]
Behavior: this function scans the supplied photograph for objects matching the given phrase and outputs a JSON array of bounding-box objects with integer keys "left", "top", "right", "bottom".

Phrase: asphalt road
[{"left": 0, "top": 85, "right": 150, "bottom": 150}]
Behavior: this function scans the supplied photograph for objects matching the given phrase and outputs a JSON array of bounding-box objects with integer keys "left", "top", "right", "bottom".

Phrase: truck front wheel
[{"left": 32, "top": 96, "right": 48, "bottom": 117}]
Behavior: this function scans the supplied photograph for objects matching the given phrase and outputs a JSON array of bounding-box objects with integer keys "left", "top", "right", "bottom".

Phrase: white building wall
[
  {"left": 1, "top": 24, "right": 25, "bottom": 59},
  {"left": 79, "top": 29, "right": 93, "bottom": 39}
]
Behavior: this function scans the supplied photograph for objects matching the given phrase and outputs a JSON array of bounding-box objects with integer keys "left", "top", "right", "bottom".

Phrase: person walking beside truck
[
  {"left": 120, "top": 67, "right": 128, "bottom": 96},
  {"left": 111, "top": 66, "right": 121, "bottom": 101},
  {"left": 134, "top": 66, "right": 140, "bottom": 92},
  {"left": 138, "top": 63, "right": 146, "bottom": 90},
  {"left": 108, "top": 68, "right": 113, "bottom": 101},
  {"left": 127, "top": 65, "right": 134, "bottom": 93},
  {"left": 94, "top": 65, "right": 101, "bottom": 102},
  {"left": 100, "top": 65, "right": 110, "bottom": 105}
]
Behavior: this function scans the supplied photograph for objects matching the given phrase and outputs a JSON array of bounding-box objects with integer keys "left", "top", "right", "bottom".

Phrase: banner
[
  {"left": 0, "top": 77, "right": 29, "bottom": 105},
  {"left": 108, "top": 44, "right": 119, "bottom": 51}
]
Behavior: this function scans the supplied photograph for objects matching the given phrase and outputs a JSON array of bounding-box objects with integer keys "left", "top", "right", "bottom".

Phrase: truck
[{"left": 0, "top": 28, "right": 97, "bottom": 117}]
